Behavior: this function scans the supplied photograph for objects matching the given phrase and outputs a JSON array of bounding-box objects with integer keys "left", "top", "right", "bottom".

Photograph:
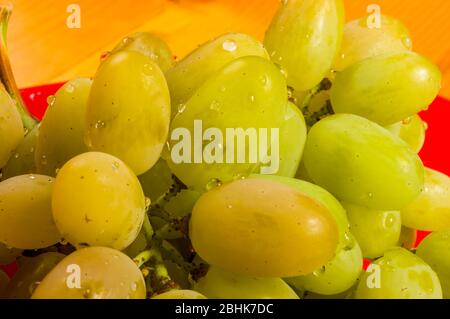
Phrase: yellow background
[{"left": 4, "top": 0, "right": 450, "bottom": 99}]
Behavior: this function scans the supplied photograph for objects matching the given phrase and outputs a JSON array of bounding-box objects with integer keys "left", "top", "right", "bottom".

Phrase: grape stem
[
  {"left": 0, "top": 4, "right": 37, "bottom": 132},
  {"left": 142, "top": 213, "right": 154, "bottom": 243}
]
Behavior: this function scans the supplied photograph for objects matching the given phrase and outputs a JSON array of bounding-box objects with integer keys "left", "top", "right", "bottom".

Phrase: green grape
[
  {"left": 303, "top": 114, "right": 424, "bottom": 210},
  {"left": 152, "top": 289, "right": 207, "bottom": 299},
  {"left": 122, "top": 231, "right": 147, "bottom": 259},
  {"left": 32, "top": 247, "right": 146, "bottom": 299},
  {"left": 0, "top": 174, "right": 61, "bottom": 249},
  {"left": 6, "top": 252, "right": 65, "bottom": 299},
  {"left": 0, "top": 242, "right": 22, "bottom": 265},
  {"left": 334, "top": 15, "right": 412, "bottom": 71},
  {"left": 286, "top": 233, "right": 362, "bottom": 295},
  {"left": 164, "top": 189, "right": 201, "bottom": 218},
  {"left": 0, "top": 84, "right": 24, "bottom": 169},
  {"left": 249, "top": 174, "right": 349, "bottom": 251},
  {"left": 401, "top": 168, "right": 450, "bottom": 231},
  {"left": 264, "top": 0, "right": 344, "bottom": 91},
  {"left": 166, "top": 33, "right": 269, "bottom": 115},
  {"left": 344, "top": 203, "right": 401, "bottom": 259},
  {"left": 275, "top": 102, "right": 307, "bottom": 177},
  {"left": 167, "top": 56, "right": 287, "bottom": 191},
  {"left": 398, "top": 226, "right": 417, "bottom": 250},
  {"left": 355, "top": 248, "right": 442, "bottom": 299},
  {"left": 111, "top": 32, "right": 173, "bottom": 72},
  {"left": 194, "top": 266, "right": 298, "bottom": 299},
  {"left": 0, "top": 269, "right": 9, "bottom": 298},
  {"left": 138, "top": 158, "right": 173, "bottom": 202},
  {"left": 35, "top": 78, "right": 92, "bottom": 176},
  {"left": 386, "top": 115, "right": 426, "bottom": 153},
  {"left": 416, "top": 230, "right": 450, "bottom": 298},
  {"left": 86, "top": 51, "right": 171, "bottom": 175},
  {"left": 52, "top": 152, "right": 146, "bottom": 250},
  {"left": 331, "top": 52, "right": 442, "bottom": 125},
  {"left": 190, "top": 178, "right": 338, "bottom": 277},
  {"left": 2, "top": 124, "right": 39, "bottom": 180}
]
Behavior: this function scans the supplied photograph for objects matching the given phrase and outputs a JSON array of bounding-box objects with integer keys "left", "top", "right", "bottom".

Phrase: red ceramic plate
[{"left": 1, "top": 84, "right": 449, "bottom": 276}]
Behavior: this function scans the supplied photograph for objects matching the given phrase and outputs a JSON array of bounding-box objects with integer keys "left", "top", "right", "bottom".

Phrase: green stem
[
  {"left": 155, "top": 223, "right": 183, "bottom": 240},
  {"left": 142, "top": 213, "right": 154, "bottom": 243},
  {"left": 0, "top": 4, "right": 37, "bottom": 132}
]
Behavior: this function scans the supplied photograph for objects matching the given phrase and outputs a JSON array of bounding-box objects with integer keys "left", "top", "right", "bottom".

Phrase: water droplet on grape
[
  {"left": 65, "top": 83, "right": 75, "bottom": 93},
  {"left": 143, "top": 63, "right": 154, "bottom": 75},
  {"left": 249, "top": 95, "right": 255, "bottom": 102},
  {"left": 402, "top": 117, "right": 412, "bottom": 125},
  {"left": 130, "top": 282, "right": 137, "bottom": 292},
  {"left": 55, "top": 168, "right": 60, "bottom": 175},
  {"left": 28, "top": 174, "right": 36, "bottom": 180},
  {"left": 112, "top": 161, "right": 120, "bottom": 171},
  {"left": 402, "top": 36, "right": 413, "bottom": 49},
  {"left": 177, "top": 103, "right": 186, "bottom": 114},
  {"left": 368, "top": 192, "right": 373, "bottom": 198},
  {"left": 14, "top": 153, "right": 19, "bottom": 159},
  {"left": 145, "top": 197, "right": 151, "bottom": 210},
  {"left": 95, "top": 121, "right": 106, "bottom": 129},
  {"left": 222, "top": 40, "right": 237, "bottom": 52},
  {"left": 210, "top": 100, "right": 221, "bottom": 111},
  {"left": 206, "top": 178, "right": 222, "bottom": 191},
  {"left": 47, "top": 95, "right": 56, "bottom": 107},
  {"left": 313, "top": 266, "right": 326, "bottom": 276},
  {"left": 60, "top": 238, "right": 68, "bottom": 245}
]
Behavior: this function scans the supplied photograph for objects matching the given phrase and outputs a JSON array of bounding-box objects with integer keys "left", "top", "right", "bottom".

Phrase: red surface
[{"left": 1, "top": 85, "right": 449, "bottom": 277}]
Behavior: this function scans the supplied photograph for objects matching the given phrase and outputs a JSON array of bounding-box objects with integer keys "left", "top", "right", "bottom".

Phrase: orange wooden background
[{"left": 3, "top": 0, "right": 450, "bottom": 99}]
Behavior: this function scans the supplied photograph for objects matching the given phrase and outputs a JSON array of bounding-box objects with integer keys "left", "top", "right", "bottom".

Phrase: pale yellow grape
[
  {"left": 354, "top": 248, "right": 442, "bottom": 299},
  {"left": 401, "top": 168, "right": 450, "bottom": 231},
  {"left": 52, "top": 152, "right": 145, "bottom": 250},
  {"left": 417, "top": 230, "right": 450, "bottom": 298},
  {"left": 166, "top": 32, "right": 269, "bottom": 115},
  {"left": 111, "top": 32, "right": 173, "bottom": 72},
  {"left": 264, "top": 0, "right": 344, "bottom": 91},
  {"left": 6, "top": 252, "right": 65, "bottom": 299},
  {"left": 286, "top": 233, "right": 362, "bottom": 295},
  {"left": 35, "top": 78, "right": 91, "bottom": 176},
  {"left": 0, "top": 174, "right": 60, "bottom": 249},
  {"left": 0, "top": 84, "right": 23, "bottom": 169},
  {"left": 32, "top": 247, "right": 146, "bottom": 299},
  {"left": 194, "top": 266, "right": 298, "bottom": 299},
  {"left": 167, "top": 56, "right": 287, "bottom": 191},
  {"left": 2, "top": 124, "right": 39, "bottom": 180},
  {"left": 386, "top": 115, "right": 426, "bottom": 153},
  {"left": 86, "top": 51, "right": 170, "bottom": 175},
  {"left": 303, "top": 114, "right": 424, "bottom": 210},
  {"left": 275, "top": 102, "right": 307, "bottom": 177},
  {"left": 331, "top": 52, "right": 442, "bottom": 125},
  {"left": 190, "top": 178, "right": 339, "bottom": 277},
  {"left": 334, "top": 15, "right": 412, "bottom": 71},
  {"left": 344, "top": 203, "right": 401, "bottom": 259},
  {"left": 152, "top": 290, "right": 207, "bottom": 299}
]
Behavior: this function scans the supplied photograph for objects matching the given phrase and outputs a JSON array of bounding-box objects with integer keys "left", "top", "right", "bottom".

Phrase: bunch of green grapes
[{"left": 1, "top": 0, "right": 449, "bottom": 301}]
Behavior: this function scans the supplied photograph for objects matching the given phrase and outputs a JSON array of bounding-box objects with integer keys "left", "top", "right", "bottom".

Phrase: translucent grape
[
  {"left": 331, "top": 52, "right": 442, "bottom": 125},
  {"left": 166, "top": 33, "right": 269, "bottom": 115},
  {"left": 35, "top": 78, "right": 91, "bottom": 176},
  {"left": 194, "top": 266, "right": 298, "bottom": 299},
  {"left": 386, "top": 114, "right": 426, "bottom": 153},
  {"left": 264, "top": 0, "right": 345, "bottom": 91},
  {"left": 190, "top": 178, "right": 339, "bottom": 277},
  {"left": 111, "top": 32, "right": 173, "bottom": 72},
  {"left": 0, "top": 174, "right": 61, "bottom": 249},
  {"left": 6, "top": 252, "right": 65, "bottom": 299},
  {"left": 286, "top": 233, "right": 362, "bottom": 295},
  {"left": 32, "top": 247, "right": 146, "bottom": 299},
  {"left": 334, "top": 15, "right": 412, "bottom": 71},
  {"left": 344, "top": 202, "right": 401, "bottom": 259},
  {"left": 2, "top": 124, "right": 39, "bottom": 180},
  {"left": 275, "top": 102, "right": 307, "bottom": 177},
  {"left": 86, "top": 51, "right": 171, "bottom": 175},
  {"left": 354, "top": 248, "right": 442, "bottom": 299},
  {"left": 167, "top": 56, "right": 287, "bottom": 191},
  {"left": 52, "top": 152, "right": 146, "bottom": 250},
  {"left": 303, "top": 114, "right": 424, "bottom": 210},
  {"left": 0, "top": 84, "right": 24, "bottom": 169},
  {"left": 416, "top": 230, "right": 450, "bottom": 298},
  {"left": 401, "top": 168, "right": 450, "bottom": 231}
]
